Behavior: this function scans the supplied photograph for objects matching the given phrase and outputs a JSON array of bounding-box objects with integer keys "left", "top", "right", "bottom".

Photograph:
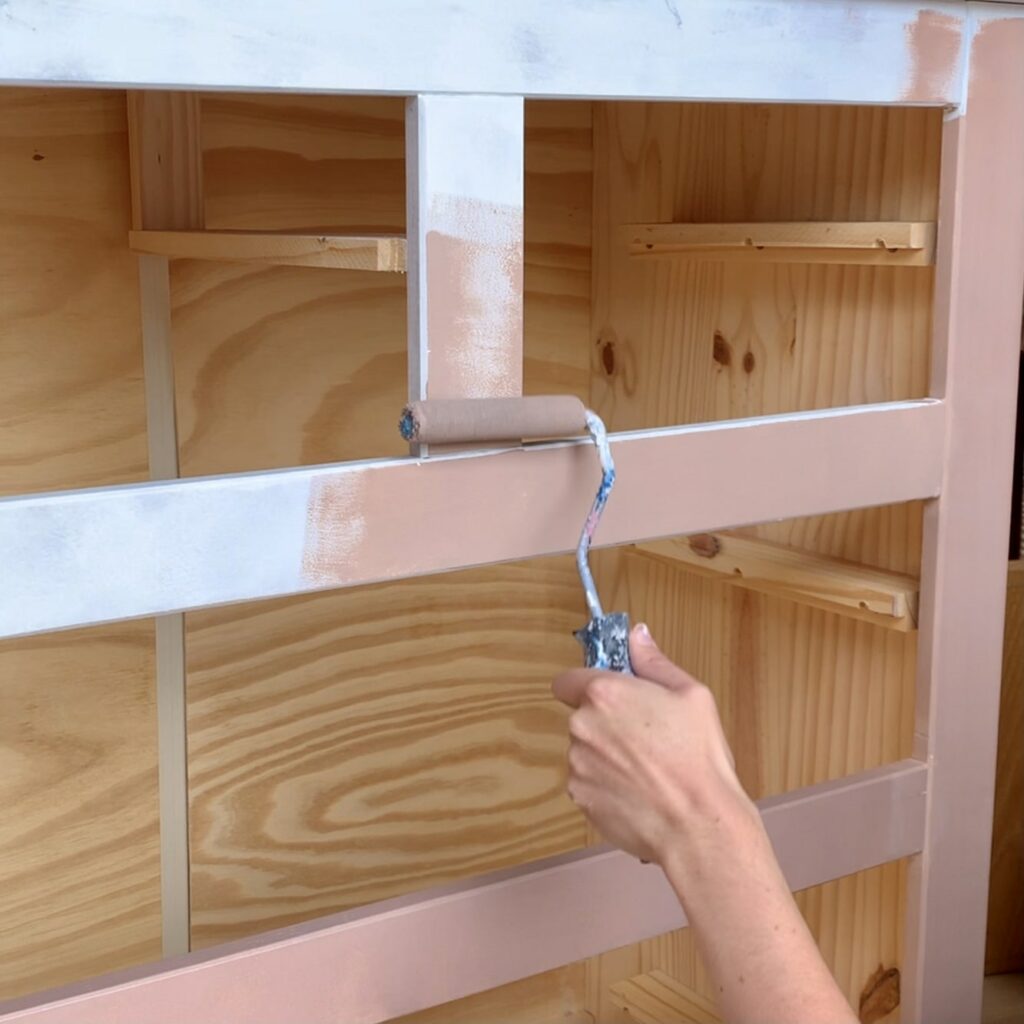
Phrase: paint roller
[{"left": 399, "top": 396, "right": 633, "bottom": 673}]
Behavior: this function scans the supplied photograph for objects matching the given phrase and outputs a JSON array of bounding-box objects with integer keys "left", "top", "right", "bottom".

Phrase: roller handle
[{"left": 400, "top": 396, "right": 588, "bottom": 445}]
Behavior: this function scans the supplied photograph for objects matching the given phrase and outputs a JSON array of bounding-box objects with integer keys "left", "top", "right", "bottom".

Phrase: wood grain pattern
[
  {"left": 128, "top": 91, "right": 204, "bottom": 958},
  {"left": 186, "top": 560, "right": 585, "bottom": 941},
  {"left": 0, "top": 622, "right": 160, "bottom": 999},
  {"left": 634, "top": 533, "right": 919, "bottom": 631},
  {"left": 389, "top": 965, "right": 588, "bottom": 1024},
  {"left": 0, "top": 88, "right": 159, "bottom": 999},
  {"left": 179, "top": 96, "right": 593, "bottom": 1018},
  {"left": 0, "top": 89, "right": 149, "bottom": 497},
  {"left": 610, "top": 968, "right": 722, "bottom": 1023},
  {"left": 627, "top": 220, "right": 936, "bottom": 266},
  {"left": 987, "top": 562, "right": 1024, "bottom": 974},
  {"left": 130, "top": 230, "right": 407, "bottom": 272},
  {"left": 586, "top": 100, "right": 939, "bottom": 1023}
]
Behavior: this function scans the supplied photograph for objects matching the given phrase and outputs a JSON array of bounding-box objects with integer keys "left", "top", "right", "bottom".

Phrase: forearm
[{"left": 660, "top": 791, "right": 857, "bottom": 1024}]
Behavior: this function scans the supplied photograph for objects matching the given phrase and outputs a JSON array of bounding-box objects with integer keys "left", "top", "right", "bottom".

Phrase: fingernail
[{"left": 634, "top": 622, "right": 654, "bottom": 645}]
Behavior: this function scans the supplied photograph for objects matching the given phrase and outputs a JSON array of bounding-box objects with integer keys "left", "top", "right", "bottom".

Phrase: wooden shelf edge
[
  {"left": 128, "top": 230, "right": 407, "bottom": 272},
  {"left": 625, "top": 221, "right": 936, "bottom": 266},
  {"left": 610, "top": 970, "right": 722, "bottom": 1024},
  {"left": 632, "top": 532, "right": 920, "bottom": 631}
]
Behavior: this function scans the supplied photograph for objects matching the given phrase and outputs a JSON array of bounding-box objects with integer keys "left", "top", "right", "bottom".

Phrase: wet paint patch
[
  {"left": 425, "top": 193, "right": 523, "bottom": 399},
  {"left": 301, "top": 474, "right": 368, "bottom": 587},
  {"left": 902, "top": 9, "right": 963, "bottom": 103}
]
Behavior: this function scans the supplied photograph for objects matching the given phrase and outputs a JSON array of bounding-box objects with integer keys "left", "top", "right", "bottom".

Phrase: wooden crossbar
[
  {"left": 0, "top": 760, "right": 928, "bottom": 1024},
  {"left": 0, "top": 1, "right": 970, "bottom": 105},
  {"left": 128, "top": 230, "right": 407, "bottom": 271},
  {"left": 0, "top": 400, "right": 944, "bottom": 639}
]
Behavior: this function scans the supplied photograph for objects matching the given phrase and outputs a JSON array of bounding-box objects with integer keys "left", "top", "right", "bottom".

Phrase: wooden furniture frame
[{"left": 0, "top": 3, "right": 1023, "bottom": 1022}]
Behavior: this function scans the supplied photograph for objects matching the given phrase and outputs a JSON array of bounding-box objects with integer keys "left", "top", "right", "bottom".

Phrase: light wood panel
[
  {"left": 987, "top": 563, "right": 1024, "bottom": 975},
  {"left": 130, "top": 230, "right": 407, "bottom": 272},
  {"left": 178, "top": 97, "right": 594, "bottom": 1024},
  {"left": 0, "top": 90, "right": 149, "bottom": 496},
  {"left": 626, "top": 220, "right": 936, "bottom": 266},
  {"left": 610, "top": 968, "right": 722, "bottom": 1023},
  {"left": 186, "top": 561, "right": 584, "bottom": 942},
  {"left": 586, "top": 100, "right": 940, "bottom": 1023},
  {"left": 635, "top": 533, "right": 919, "bottom": 631},
  {"left": 0, "top": 88, "right": 159, "bottom": 998},
  {"left": 390, "top": 965, "right": 589, "bottom": 1024},
  {"left": 0, "top": 622, "right": 159, "bottom": 999}
]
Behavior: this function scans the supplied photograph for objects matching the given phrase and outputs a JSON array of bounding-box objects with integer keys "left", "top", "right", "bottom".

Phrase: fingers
[
  {"left": 628, "top": 623, "right": 694, "bottom": 691},
  {"left": 553, "top": 624, "right": 694, "bottom": 707},
  {"left": 552, "top": 667, "right": 602, "bottom": 708}
]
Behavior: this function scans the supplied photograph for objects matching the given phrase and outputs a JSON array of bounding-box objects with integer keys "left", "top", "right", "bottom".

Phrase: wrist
[{"left": 654, "top": 777, "right": 767, "bottom": 888}]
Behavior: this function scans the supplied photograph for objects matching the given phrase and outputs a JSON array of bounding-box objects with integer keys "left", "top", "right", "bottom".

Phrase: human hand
[{"left": 552, "top": 623, "right": 754, "bottom": 865}]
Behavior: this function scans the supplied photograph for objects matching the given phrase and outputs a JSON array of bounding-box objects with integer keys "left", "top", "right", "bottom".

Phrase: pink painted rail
[{"left": 0, "top": 761, "right": 927, "bottom": 1024}]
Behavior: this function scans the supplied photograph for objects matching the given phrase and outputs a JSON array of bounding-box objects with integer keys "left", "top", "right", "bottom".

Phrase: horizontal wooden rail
[
  {"left": 0, "top": 400, "right": 945, "bottom": 638},
  {"left": 0, "top": 760, "right": 929, "bottom": 1024},
  {"left": 0, "top": 1, "right": 969, "bottom": 106},
  {"left": 635, "top": 532, "right": 919, "bottom": 631},
  {"left": 626, "top": 221, "right": 936, "bottom": 266},
  {"left": 129, "top": 230, "right": 407, "bottom": 271}
]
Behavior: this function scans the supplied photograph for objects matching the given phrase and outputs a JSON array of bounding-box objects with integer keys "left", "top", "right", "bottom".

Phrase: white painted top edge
[{"left": 0, "top": 0, "right": 968, "bottom": 105}]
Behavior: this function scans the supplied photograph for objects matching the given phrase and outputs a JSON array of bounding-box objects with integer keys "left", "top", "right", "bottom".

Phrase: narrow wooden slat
[
  {"left": 609, "top": 970, "right": 722, "bottom": 1024},
  {"left": 0, "top": 760, "right": 929, "bottom": 1024},
  {"left": 129, "top": 230, "right": 407, "bottom": 271},
  {"left": 127, "top": 90, "right": 200, "bottom": 959},
  {"left": 634, "top": 532, "right": 919, "bottom": 631},
  {"left": 626, "top": 221, "right": 936, "bottom": 265},
  {"left": 0, "top": 400, "right": 944, "bottom": 639}
]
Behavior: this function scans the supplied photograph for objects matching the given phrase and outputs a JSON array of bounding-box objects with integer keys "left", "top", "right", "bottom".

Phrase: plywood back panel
[
  {"left": 0, "top": 87, "right": 160, "bottom": 999},
  {"left": 586, "top": 100, "right": 940, "bottom": 1022},
  {"left": 177, "top": 99, "right": 594, "bottom": 996}
]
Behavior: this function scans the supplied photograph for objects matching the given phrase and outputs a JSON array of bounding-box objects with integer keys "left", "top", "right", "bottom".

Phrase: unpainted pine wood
[
  {"left": 0, "top": 87, "right": 160, "bottom": 999},
  {"left": 186, "top": 562, "right": 585, "bottom": 939},
  {"left": 179, "top": 94, "right": 593, "bottom": 1022},
  {"left": 0, "top": 90, "right": 150, "bottom": 496},
  {"left": 127, "top": 90, "right": 204, "bottom": 959},
  {"left": 586, "top": 100, "right": 940, "bottom": 1023},
  {"left": 634, "top": 533, "right": 919, "bottom": 630},
  {"left": 986, "top": 562, "right": 1024, "bottom": 974},
  {"left": 627, "top": 220, "right": 936, "bottom": 266},
  {"left": 610, "top": 968, "right": 722, "bottom": 1023},
  {"left": 130, "top": 229, "right": 407, "bottom": 272},
  {"left": 389, "top": 965, "right": 589, "bottom": 1024}
]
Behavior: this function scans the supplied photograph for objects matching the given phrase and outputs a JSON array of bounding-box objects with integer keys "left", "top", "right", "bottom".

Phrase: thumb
[{"left": 629, "top": 623, "right": 693, "bottom": 691}]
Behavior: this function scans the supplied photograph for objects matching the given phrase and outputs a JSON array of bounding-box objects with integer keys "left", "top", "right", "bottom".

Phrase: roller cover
[{"left": 400, "top": 396, "right": 588, "bottom": 444}]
